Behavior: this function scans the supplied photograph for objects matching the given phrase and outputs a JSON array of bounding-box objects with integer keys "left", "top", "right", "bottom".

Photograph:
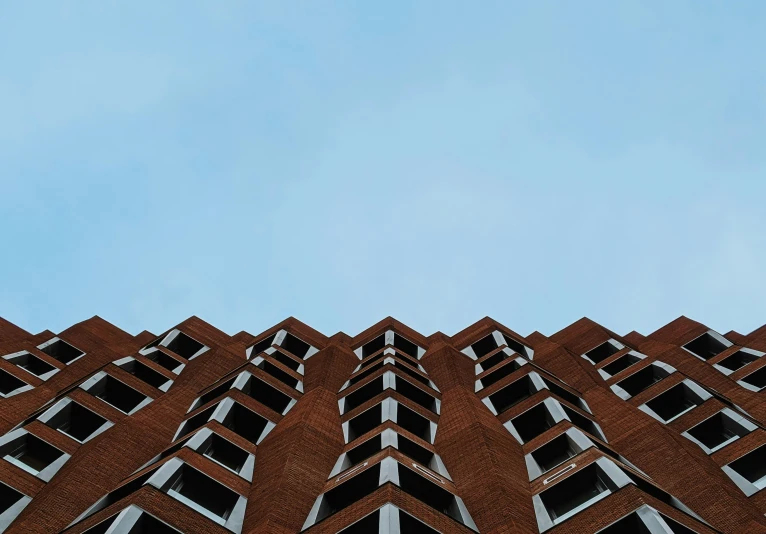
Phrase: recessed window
[
  {"left": 393, "top": 333, "right": 419, "bottom": 359},
  {"left": 117, "top": 359, "right": 171, "bottom": 390},
  {"left": 487, "top": 375, "right": 540, "bottom": 414},
  {"left": 601, "top": 353, "right": 641, "bottom": 377},
  {"left": 338, "top": 504, "right": 439, "bottom": 534},
  {"left": 177, "top": 404, "right": 219, "bottom": 439},
  {"left": 478, "top": 359, "right": 522, "bottom": 390},
  {"left": 739, "top": 366, "right": 766, "bottom": 391},
  {"left": 643, "top": 382, "right": 707, "bottom": 423},
  {"left": 471, "top": 334, "right": 500, "bottom": 358},
  {"left": 716, "top": 350, "right": 761, "bottom": 372},
  {"left": 0, "top": 481, "right": 28, "bottom": 519},
  {"left": 38, "top": 338, "right": 84, "bottom": 364},
  {"left": 685, "top": 411, "right": 753, "bottom": 453},
  {"left": 540, "top": 377, "right": 589, "bottom": 411},
  {"left": 398, "top": 510, "right": 440, "bottom": 533},
  {"left": 241, "top": 375, "right": 294, "bottom": 414},
  {"left": 315, "top": 463, "right": 381, "bottom": 523},
  {"left": 343, "top": 435, "right": 383, "bottom": 470},
  {"left": 597, "top": 508, "right": 698, "bottom": 534},
  {"left": 83, "top": 507, "right": 182, "bottom": 534},
  {"left": 361, "top": 335, "right": 386, "bottom": 358},
  {"left": 254, "top": 360, "right": 299, "bottom": 389},
  {"left": 614, "top": 364, "right": 672, "bottom": 398},
  {"left": 219, "top": 401, "right": 272, "bottom": 445},
  {"left": 0, "top": 431, "right": 67, "bottom": 479},
  {"left": 165, "top": 464, "right": 242, "bottom": 526},
  {"left": 477, "top": 351, "right": 513, "bottom": 372},
  {"left": 0, "top": 369, "right": 29, "bottom": 397},
  {"left": 560, "top": 406, "right": 603, "bottom": 440},
  {"left": 338, "top": 509, "right": 381, "bottom": 533},
  {"left": 248, "top": 334, "right": 276, "bottom": 357},
  {"left": 683, "top": 332, "right": 730, "bottom": 361},
  {"left": 165, "top": 332, "right": 205, "bottom": 359},
  {"left": 392, "top": 361, "right": 429, "bottom": 385},
  {"left": 598, "top": 511, "right": 650, "bottom": 533},
  {"left": 394, "top": 376, "right": 438, "bottom": 413},
  {"left": 725, "top": 444, "right": 766, "bottom": 495},
  {"left": 42, "top": 399, "right": 110, "bottom": 442},
  {"left": 144, "top": 350, "right": 184, "bottom": 373},
  {"left": 530, "top": 433, "right": 578, "bottom": 474},
  {"left": 270, "top": 350, "right": 301, "bottom": 371},
  {"left": 346, "top": 404, "right": 383, "bottom": 442},
  {"left": 83, "top": 374, "right": 150, "bottom": 414},
  {"left": 281, "top": 332, "right": 311, "bottom": 358},
  {"left": 343, "top": 376, "right": 385, "bottom": 414},
  {"left": 584, "top": 340, "right": 622, "bottom": 364},
  {"left": 192, "top": 377, "right": 237, "bottom": 411},
  {"left": 537, "top": 463, "right": 613, "bottom": 525},
  {"left": 348, "top": 362, "right": 384, "bottom": 387},
  {"left": 509, "top": 403, "right": 557, "bottom": 443},
  {"left": 199, "top": 433, "right": 250, "bottom": 474},
  {"left": 501, "top": 333, "right": 532, "bottom": 359},
  {"left": 396, "top": 404, "right": 432, "bottom": 443},
  {"left": 398, "top": 464, "right": 465, "bottom": 524},
  {"left": 4, "top": 352, "right": 56, "bottom": 378}
]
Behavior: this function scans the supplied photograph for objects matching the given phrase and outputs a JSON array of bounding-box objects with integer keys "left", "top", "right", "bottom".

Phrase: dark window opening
[
  {"left": 118, "top": 360, "right": 170, "bottom": 390},
  {"left": 718, "top": 350, "right": 759, "bottom": 372},
  {"left": 599, "top": 512, "right": 651, "bottom": 534},
  {"left": 44, "top": 401, "right": 107, "bottom": 442},
  {"left": 39, "top": 339, "right": 84, "bottom": 364},
  {"left": 511, "top": 403, "right": 557, "bottom": 443},
  {"left": 167, "top": 464, "right": 240, "bottom": 521},
  {"left": 478, "top": 351, "right": 511, "bottom": 372},
  {"left": 0, "top": 481, "right": 24, "bottom": 515},
  {"left": 165, "top": 332, "right": 204, "bottom": 359},
  {"left": 541, "top": 377, "right": 587, "bottom": 410},
  {"left": 488, "top": 375, "right": 538, "bottom": 413},
  {"left": 177, "top": 404, "right": 218, "bottom": 439},
  {"left": 88, "top": 375, "right": 148, "bottom": 413},
  {"left": 561, "top": 406, "right": 601, "bottom": 439},
  {"left": 249, "top": 334, "right": 276, "bottom": 357},
  {"left": 360, "top": 353, "right": 386, "bottom": 370},
  {"left": 270, "top": 350, "right": 301, "bottom": 371},
  {"left": 195, "top": 377, "right": 237, "bottom": 410},
  {"left": 622, "top": 471, "right": 692, "bottom": 526},
  {"left": 471, "top": 334, "right": 499, "bottom": 358},
  {"left": 394, "top": 377, "right": 438, "bottom": 413},
  {"left": 531, "top": 434, "right": 578, "bottom": 473},
  {"left": 344, "top": 377, "right": 385, "bottom": 414},
  {"left": 220, "top": 402, "right": 270, "bottom": 444},
  {"left": 255, "top": 360, "right": 299, "bottom": 389},
  {"left": 0, "top": 433, "right": 63, "bottom": 474},
  {"left": 345, "top": 435, "right": 383, "bottom": 467},
  {"left": 602, "top": 354, "right": 641, "bottom": 376},
  {"left": 399, "top": 509, "right": 440, "bottom": 534},
  {"left": 728, "top": 444, "right": 766, "bottom": 484},
  {"left": 6, "top": 353, "right": 56, "bottom": 377},
  {"left": 502, "top": 334, "right": 530, "bottom": 358},
  {"left": 127, "top": 512, "right": 182, "bottom": 534},
  {"left": 398, "top": 465, "right": 463, "bottom": 523},
  {"left": 617, "top": 365, "right": 671, "bottom": 397},
  {"left": 144, "top": 351, "right": 183, "bottom": 373},
  {"left": 393, "top": 334, "right": 419, "bottom": 359},
  {"left": 660, "top": 514, "right": 697, "bottom": 534},
  {"left": 349, "top": 362, "right": 384, "bottom": 387},
  {"left": 362, "top": 335, "right": 386, "bottom": 358},
  {"left": 347, "top": 404, "right": 383, "bottom": 442},
  {"left": 687, "top": 412, "right": 750, "bottom": 450},
  {"left": 392, "top": 362, "right": 429, "bottom": 386},
  {"left": 397, "top": 405, "right": 432, "bottom": 442},
  {"left": 741, "top": 366, "right": 766, "bottom": 390},
  {"left": 398, "top": 436, "right": 435, "bottom": 466},
  {"left": 315, "top": 464, "right": 381, "bottom": 522},
  {"left": 82, "top": 469, "right": 158, "bottom": 523},
  {"left": 645, "top": 383, "right": 705, "bottom": 422},
  {"left": 281, "top": 332, "right": 311, "bottom": 358},
  {"left": 200, "top": 434, "right": 249, "bottom": 473},
  {"left": 0, "top": 369, "right": 27, "bottom": 396},
  {"left": 539, "top": 464, "right": 609, "bottom": 520},
  {"left": 585, "top": 341, "right": 621, "bottom": 364},
  {"left": 684, "top": 333, "right": 728, "bottom": 361},
  {"left": 339, "top": 510, "right": 380, "bottom": 533},
  {"left": 82, "top": 514, "right": 117, "bottom": 534},
  {"left": 242, "top": 375, "right": 293, "bottom": 413},
  {"left": 480, "top": 360, "right": 522, "bottom": 389}
]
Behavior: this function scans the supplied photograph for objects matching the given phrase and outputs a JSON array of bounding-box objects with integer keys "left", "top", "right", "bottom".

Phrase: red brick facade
[{"left": 0, "top": 315, "right": 763, "bottom": 533}]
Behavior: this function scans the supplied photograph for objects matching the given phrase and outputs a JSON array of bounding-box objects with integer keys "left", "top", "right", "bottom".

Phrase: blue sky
[{"left": 1, "top": 2, "right": 765, "bottom": 339}]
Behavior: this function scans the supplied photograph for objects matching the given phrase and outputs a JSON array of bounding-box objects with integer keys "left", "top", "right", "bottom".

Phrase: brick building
[{"left": 0, "top": 314, "right": 764, "bottom": 533}]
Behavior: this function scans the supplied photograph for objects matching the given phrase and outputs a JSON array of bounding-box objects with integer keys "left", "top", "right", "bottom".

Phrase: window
[
  {"left": 560, "top": 405, "right": 604, "bottom": 441},
  {"left": 471, "top": 334, "right": 500, "bottom": 358},
  {"left": 584, "top": 340, "right": 622, "bottom": 364},
  {"left": 683, "top": 331, "right": 730, "bottom": 361},
  {"left": 739, "top": 366, "right": 766, "bottom": 391},
  {"left": 343, "top": 376, "right": 385, "bottom": 414},
  {"left": 346, "top": 404, "right": 383, "bottom": 442},
  {"left": 314, "top": 463, "right": 381, "bottom": 523},
  {"left": 83, "top": 507, "right": 183, "bottom": 534},
  {"left": 219, "top": 401, "right": 272, "bottom": 445},
  {"left": 343, "top": 435, "right": 384, "bottom": 470},
  {"left": 598, "top": 511, "right": 650, "bottom": 533},
  {"left": 38, "top": 338, "right": 84, "bottom": 364},
  {"left": 642, "top": 382, "right": 708, "bottom": 423},
  {"left": 509, "top": 403, "right": 557, "bottom": 443},
  {"left": 393, "top": 376, "right": 438, "bottom": 413},
  {"left": 241, "top": 375, "right": 294, "bottom": 414},
  {"left": 0, "top": 481, "right": 29, "bottom": 524},
  {"left": 529, "top": 433, "right": 578, "bottom": 475},
  {"left": 338, "top": 509, "right": 381, "bottom": 533},
  {"left": 396, "top": 404, "right": 433, "bottom": 443},
  {"left": 486, "top": 375, "right": 540, "bottom": 414},
  {"left": 537, "top": 463, "right": 614, "bottom": 526},
  {"left": 540, "top": 377, "right": 589, "bottom": 411},
  {"left": 0, "top": 431, "right": 67, "bottom": 480},
  {"left": 83, "top": 373, "right": 150, "bottom": 414},
  {"left": 4, "top": 352, "right": 57, "bottom": 378},
  {"left": 598, "top": 507, "right": 698, "bottom": 534},
  {"left": 177, "top": 404, "right": 219, "bottom": 439},
  {"left": 614, "top": 364, "right": 672, "bottom": 398},
  {"left": 392, "top": 361, "right": 430, "bottom": 386},
  {"left": 281, "top": 332, "right": 311, "bottom": 358},
  {"left": 248, "top": 334, "right": 276, "bottom": 357},
  {"left": 144, "top": 350, "right": 184, "bottom": 373},
  {"left": 601, "top": 353, "right": 642, "bottom": 377},
  {"left": 117, "top": 359, "right": 172, "bottom": 390},
  {"left": 477, "top": 351, "right": 513, "bottom": 372},
  {"left": 199, "top": 433, "right": 250, "bottom": 474},
  {"left": 715, "top": 350, "right": 761, "bottom": 373},
  {"left": 724, "top": 444, "right": 766, "bottom": 496},
  {"left": 348, "top": 362, "right": 384, "bottom": 387},
  {"left": 164, "top": 464, "right": 242, "bottom": 526},
  {"left": 361, "top": 335, "right": 386, "bottom": 358},
  {"left": 41, "top": 399, "right": 110, "bottom": 442},
  {"left": 684, "top": 410, "right": 754, "bottom": 454},
  {"left": 393, "top": 333, "right": 419, "bottom": 359},
  {"left": 468, "top": 331, "right": 532, "bottom": 360},
  {"left": 253, "top": 359, "right": 300, "bottom": 389},
  {"left": 270, "top": 350, "right": 301, "bottom": 371},
  {"left": 398, "top": 464, "right": 465, "bottom": 524},
  {"left": 338, "top": 504, "right": 440, "bottom": 534},
  {"left": 0, "top": 369, "right": 30, "bottom": 397},
  {"left": 501, "top": 333, "right": 532, "bottom": 359},
  {"left": 164, "top": 331, "right": 205, "bottom": 359},
  {"left": 477, "top": 359, "right": 522, "bottom": 390},
  {"left": 192, "top": 377, "right": 237, "bottom": 411}
]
